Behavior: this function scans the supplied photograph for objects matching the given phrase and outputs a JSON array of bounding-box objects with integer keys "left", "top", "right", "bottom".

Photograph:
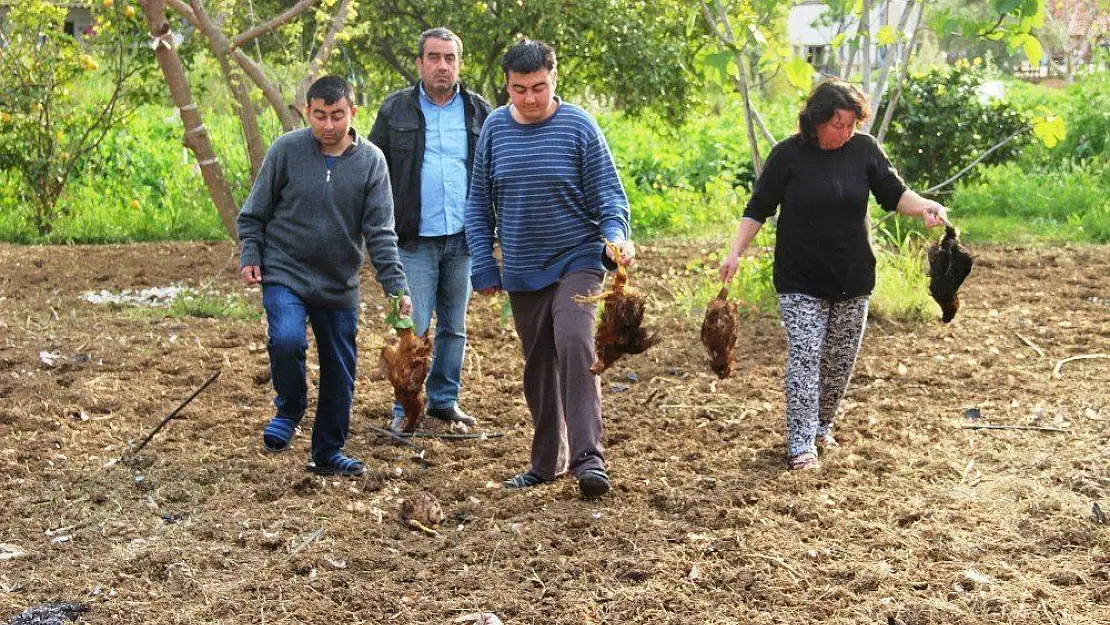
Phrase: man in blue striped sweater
[{"left": 465, "top": 39, "right": 635, "bottom": 499}]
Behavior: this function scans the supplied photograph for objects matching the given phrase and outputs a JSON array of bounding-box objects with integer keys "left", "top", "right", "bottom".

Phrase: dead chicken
[
  {"left": 584, "top": 241, "right": 661, "bottom": 374},
  {"left": 927, "top": 225, "right": 974, "bottom": 323},
  {"left": 401, "top": 491, "right": 444, "bottom": 526},
  {"left": 400, "top": 491, "right": 444, "bottom": 536},
  {"left": 379, "top": 296, "right": 432, "bottom": 432},
  {"left": 701, "top": 287, "right": 739, "bottom": 378}
]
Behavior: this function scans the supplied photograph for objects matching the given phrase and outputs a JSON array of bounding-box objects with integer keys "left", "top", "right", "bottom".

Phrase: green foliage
[
  {"left": 929, "top": 0, "right": 1047, "bottom": 68},
  {"left": 949, "top": 159, "right": 1109, "bottom": 243},
  {"left": 870, "top": 224, "right": 936, "bottom": 323},
  {"left": 598, "top": 93, "right": 798, "bottom": 238},
  {"left": 386, "top": 293, "right": 414, "bottom": 330},
  {"left": 672, "top": 235, "right": 778, "bottom": 322},
  {"left": 346, "top": 0, "right": 698, "bottom": 122},
  {"left": 0, "top": 99, "right": 245, "bottom": 243},
  {"left": 166, "top": 290, "right": 261, "bottom": 320},
  {"left": 875, "top": 61, "right": 1030, "bottom": 189},
  {"left": 1076, "top": 200, "right": 1110, "bottom": 243},
  {"left": 1009, "top": 72, "right": 1110, "bottom": 163},
  {"left": 0, "top": 0, "right": 155, "bottom": 236}
]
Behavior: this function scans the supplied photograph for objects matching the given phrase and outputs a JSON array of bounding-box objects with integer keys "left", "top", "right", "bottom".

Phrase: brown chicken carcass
[
  {"left": 400, "top": 491, "right": 444, "bottom": 528},
  {"left": 586, "top": 242, "right": 661, "bottom": 374},
  {"left": 701, "top": 287, "right": 739, "bottom": 378},
  {"left": 927, "top": 225, "right": 974, "bottom": 323},
  {"left": 380, "top": 327, "right": 432, "bottom": 432}
]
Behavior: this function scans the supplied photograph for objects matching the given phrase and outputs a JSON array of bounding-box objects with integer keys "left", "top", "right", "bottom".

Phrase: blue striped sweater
[{"left": 465, "top": 101, "right": 630, "bottom": 292}]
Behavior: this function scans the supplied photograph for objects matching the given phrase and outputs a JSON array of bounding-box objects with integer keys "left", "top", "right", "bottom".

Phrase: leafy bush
[
  {"left": 876, "top": 61, "right": 1029, "bottom": 189},
  {"left": 0, "top": 102, "right": 249, "bottom": 243},
  {"left": 949, "top": 159, "right": 1109, "bottom": 242},
  {"left": 1006, "top": 71, "right": 1110, "bottom": 164},
  {"left": 1074, "top": 200, "right": 1110, "bottom": 243},
  {"left": 0, "top": 0, "right": 153, "bottom": 236}
]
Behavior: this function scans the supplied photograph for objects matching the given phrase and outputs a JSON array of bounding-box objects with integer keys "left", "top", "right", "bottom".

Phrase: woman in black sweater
[{"left": 719, "top": 80, "right": 948, "bottom": 471}]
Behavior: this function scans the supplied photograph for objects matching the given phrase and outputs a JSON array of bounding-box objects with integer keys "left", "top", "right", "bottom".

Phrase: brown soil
[{"left": 0, "top": 241, "right": 1107, "bottom": 624}]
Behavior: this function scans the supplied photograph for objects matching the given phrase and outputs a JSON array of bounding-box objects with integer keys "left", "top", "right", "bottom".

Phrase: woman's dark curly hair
[{"left": 798, "top": 80, "right": 871, "bottom": 145}]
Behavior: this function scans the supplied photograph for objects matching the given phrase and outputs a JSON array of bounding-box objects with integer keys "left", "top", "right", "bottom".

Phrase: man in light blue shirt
[{"left": 370, "top": 28, "right": 492, "bottom": 431}]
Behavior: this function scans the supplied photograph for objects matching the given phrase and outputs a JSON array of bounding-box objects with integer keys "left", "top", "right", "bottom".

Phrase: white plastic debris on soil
[{"left": 79, "top": 285, "right": 192, "bottom": 307}]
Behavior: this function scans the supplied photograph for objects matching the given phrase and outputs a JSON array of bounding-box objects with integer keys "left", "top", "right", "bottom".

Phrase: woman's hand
[
  {"left": 920, "top": 200, "right": 949, "bottom": 228},
  {"left": 719, "top": 253, "right": 741, "bottom": 284}
]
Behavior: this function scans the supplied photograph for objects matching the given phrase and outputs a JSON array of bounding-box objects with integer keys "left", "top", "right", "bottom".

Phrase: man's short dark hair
[
  {"left": 417, "top": 27, "right": 462, "bottom": 58},
  {"left": 501, "top": 38, "right": 556, "bottom": 77},
  {"left": 798, "top": 80, "right": 871, "bottom": 145},
  {"left": 306, "top": 75, "right": 354, "bottom": 107}
]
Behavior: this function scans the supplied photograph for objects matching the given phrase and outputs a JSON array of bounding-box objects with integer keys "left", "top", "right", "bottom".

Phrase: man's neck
[
  {"left": 423, "top": 82, "right": 458, "bottom": 107},
  {"left": 321, "top": 132, "right": 353, "bottom": 157}
]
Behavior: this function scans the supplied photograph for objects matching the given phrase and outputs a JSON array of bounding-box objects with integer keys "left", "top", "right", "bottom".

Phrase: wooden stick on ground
[
  {"left": 1052, "top": 353, "right": 1109, "bottom": 378},
  {"left": 121, "top": 370, "right": 221, "bottom": 462},
  {"left": 1015, "top": 333, "right": 1046, "bottom": 358},
  {"left": 367, "top": 425, "right": 424, "bottom": 450},
  {"left": 963, "top": 424, "right": 1067, "bottom": 433},
  {"left": 398, "top": 431, "right": 506, "bottom": 440}
]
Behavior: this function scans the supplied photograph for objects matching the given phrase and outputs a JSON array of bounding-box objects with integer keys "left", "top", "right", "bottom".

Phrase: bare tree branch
[
  {"left": 864, "top": 0, "right": 919, "bottom": 134},
  {"left": 377, "top": 37, "right": 419, "bottom": 85},
  {"left": 700, "top": 0, "right": 763, "bottom": 175},
  {"left": 189, "top": 0, "right": 265, "bottom": 179},
  {"left": 877, "top": 1, "right": 927, "bottom": 143},
  {"left": 232, "top": 0, "right": 318, "bottom": 50},
  {"left": 168, "top": 0, "right": 299, "bottom": 131},
  {"left": 923, "top": 126, "right": 1029, "bottom": 195},
  {"left": 861, "top": 0, "right": 871, "bottom": 93},
  {"left": 294, "top": 0, "right": 353, "bottom": 116}
]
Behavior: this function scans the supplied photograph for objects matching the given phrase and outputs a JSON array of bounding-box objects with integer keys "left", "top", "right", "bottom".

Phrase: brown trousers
[{"left": 509, "top": 270, "right": 606, "bottom": 480}]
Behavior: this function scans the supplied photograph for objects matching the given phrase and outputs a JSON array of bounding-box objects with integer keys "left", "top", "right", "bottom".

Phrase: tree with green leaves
[
  {"left": 0, "top": 0, "right": 154, "bottom": 236},
  {"left": 135, "top": 0, "right": 355, "bottom": 239},
  {"left": 343, "top": 0, "right": 699, "bottom": 122},
  {"left": 701, "top": 0, "right": 1064, "bottom": 192}
]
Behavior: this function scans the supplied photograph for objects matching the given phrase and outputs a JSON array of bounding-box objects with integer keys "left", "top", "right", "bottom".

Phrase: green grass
[
  {"left": 122, "top": 289, "right": 261, "bottom": 321},
  {"left": 871, "top": 239, "right": 936, "bottom": 323},
  {"left": 948, "top": 159, "right": 1110, "bottom": 243}
]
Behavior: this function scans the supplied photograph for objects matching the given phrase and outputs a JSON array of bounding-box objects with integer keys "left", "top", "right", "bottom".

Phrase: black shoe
[
  {"left": 577, "top": 468, "right": 611, "bottom": 499},
  {"left": 501, "top": 470, "right": 552, "bottom": 490},
  {"left": 426, "top": 405, "right": 476, "bottom": 426}
]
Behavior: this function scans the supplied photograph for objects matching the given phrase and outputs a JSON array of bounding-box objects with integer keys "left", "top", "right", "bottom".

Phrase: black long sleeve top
[{"left": 743, "top": 133, "right": 907, "bottom": 301}]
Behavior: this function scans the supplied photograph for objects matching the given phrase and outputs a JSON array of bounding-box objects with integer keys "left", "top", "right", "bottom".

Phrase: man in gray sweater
[{"left": 238, "top": 76, "right": 411, "bottom": 477}]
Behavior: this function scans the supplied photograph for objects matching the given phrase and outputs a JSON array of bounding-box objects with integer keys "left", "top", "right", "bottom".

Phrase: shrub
[
  {"left": 1075, "top": 200, "right": 1110, "bottom": 243},
  {"left": 876, "top": 61, "right": 1029, "bottom": 189},
  {"left": 950, "top": 159, "right": 1108, "bottom": 242}
]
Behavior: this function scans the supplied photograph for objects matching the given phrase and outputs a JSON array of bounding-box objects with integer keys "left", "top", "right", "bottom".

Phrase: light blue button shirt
[{"left": 418, "top": 83, "right": 468, "bottom": 237}]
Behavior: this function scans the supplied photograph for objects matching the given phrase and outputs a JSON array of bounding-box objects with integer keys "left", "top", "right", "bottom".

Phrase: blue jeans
[
  {"left": 262, "top": 285, "right": 358, "bottom": 461},
  {"left": 394, "top": 233, "right": 471, "bottom": 418}
]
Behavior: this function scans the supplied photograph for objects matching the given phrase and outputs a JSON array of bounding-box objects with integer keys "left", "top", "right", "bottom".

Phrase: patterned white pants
[{"left": 778, "top": 293, "right": 870, "bottom": 457}]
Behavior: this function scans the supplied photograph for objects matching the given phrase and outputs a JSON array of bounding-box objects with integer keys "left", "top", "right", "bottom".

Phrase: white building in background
[
  {"left": 788, "top": 0, "right": 921, "bottom": 75},
  {"left": 0, "top": 2, "right": 95, "bottom": 41}
]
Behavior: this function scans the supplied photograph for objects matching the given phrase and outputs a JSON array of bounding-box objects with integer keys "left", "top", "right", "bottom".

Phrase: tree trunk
[
  {"left": 861, "top": 0, "right": 871, "bottom": 93},
  {"left": 188, "top": 0, "right": 265, "bottom": 180},
  {"left": 700, "top": 0, "right": 763, "bottom": 176},
  {"left": 864, "top": 0, "right": 918, "bottom": 134},
  {"left": 138, "top": 0, "right": 240, "bottom": 242}
]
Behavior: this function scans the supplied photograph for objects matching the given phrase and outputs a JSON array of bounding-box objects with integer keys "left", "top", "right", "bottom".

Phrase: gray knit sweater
[{"left": 237, "top": 128, "right": 408, "bottom": 308}]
